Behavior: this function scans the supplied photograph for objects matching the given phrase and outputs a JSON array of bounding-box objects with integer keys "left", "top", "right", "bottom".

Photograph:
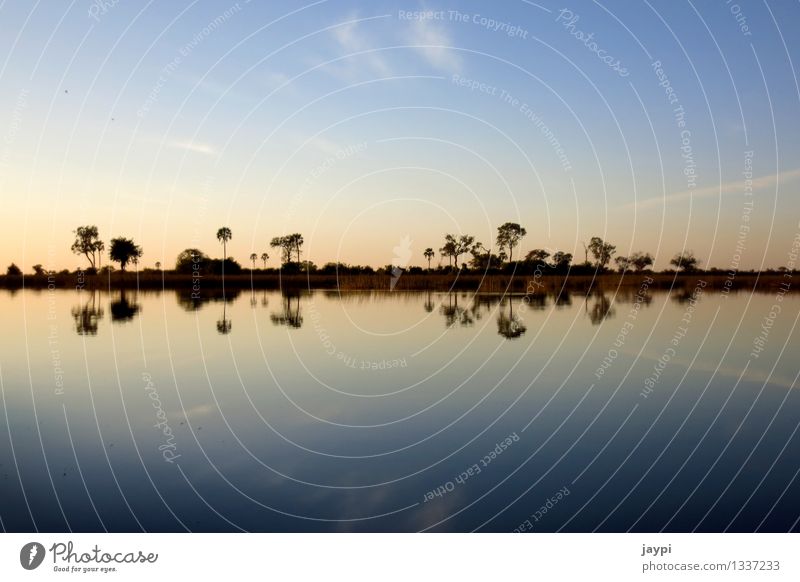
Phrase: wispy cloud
[
  {"left": 406, "top": 15, "right": 462, "bottom": 73},
  {"left": 322, "top": 15, "right": 393, "bottom": 79},
  {"left": 167, "top": 140, "right": 217, "bottom": 156},
  {"left": 623, "top": 168, "right": 800, "bottom": 211}
]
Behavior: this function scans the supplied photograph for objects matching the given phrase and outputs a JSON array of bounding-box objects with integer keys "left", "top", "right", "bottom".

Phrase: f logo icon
[{"left": 20, "top": 542, "right": 45, "bottom": 570}]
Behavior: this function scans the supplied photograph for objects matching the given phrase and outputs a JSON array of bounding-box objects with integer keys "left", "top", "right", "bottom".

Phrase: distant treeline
[{"left": 2, "top": 223, "right": 798, "bottom": 290}]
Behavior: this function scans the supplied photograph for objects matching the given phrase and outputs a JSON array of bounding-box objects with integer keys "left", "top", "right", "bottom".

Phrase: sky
[{"left": 1, "top": 0, "right": 799, "bottom": 271}]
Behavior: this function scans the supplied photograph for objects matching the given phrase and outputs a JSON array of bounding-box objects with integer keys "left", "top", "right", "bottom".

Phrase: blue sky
[{"left": 1, "top": 0, "right": 799, "bottom": 270}]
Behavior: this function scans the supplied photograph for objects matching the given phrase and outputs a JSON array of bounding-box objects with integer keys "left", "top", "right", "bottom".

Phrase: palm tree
[
  {"left": 249, "top": 253, "right": 257, "bottom": 270},
  {"left": 216, "top": 227, "right": 232, "bottom": 262},
  {"left": 424, "top": 248, "right": 434, "bottom": 270},
  {"left": 155, "top": 261, "right": 161, "bottom": 271},
  {"left": 261, "top": 252, "right": 269, "bottom": 269}
]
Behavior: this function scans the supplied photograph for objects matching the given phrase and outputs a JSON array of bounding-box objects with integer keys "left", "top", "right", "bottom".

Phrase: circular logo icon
[{"left": 20, "top": 542, "right": 46, "bottom": 570}]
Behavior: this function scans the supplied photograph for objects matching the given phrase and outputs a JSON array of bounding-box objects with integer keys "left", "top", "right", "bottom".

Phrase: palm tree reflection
[
  {"left": 216, "top": 303, "right": 232, "bottom": 335},
  {"left": 423, "top": 291, "right": 435, "bottom": 313}
]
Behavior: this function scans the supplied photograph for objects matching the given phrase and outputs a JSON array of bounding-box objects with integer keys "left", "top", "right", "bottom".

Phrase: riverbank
[{"left": 0, "top": 271, "right": 793, "bottom": 293}]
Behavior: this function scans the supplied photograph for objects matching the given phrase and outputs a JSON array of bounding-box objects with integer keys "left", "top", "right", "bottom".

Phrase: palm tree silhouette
[
  {"left": 249, "top": 253, "right": 257, "bottom": 270},
  {"left": 424, "top": 248, "right": 434, "bottom": 270},
  {"left": 261, "top": 252, "right": 269, "bottom": 269},
  {"left": 216, "top": 227, "right": 232, "bottom": 263}
]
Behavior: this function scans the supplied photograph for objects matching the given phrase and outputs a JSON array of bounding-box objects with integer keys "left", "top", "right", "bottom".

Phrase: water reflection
[
  {"left": 587, "top": 292, "right": 615, "bottom": 325},
  {"left": 439, "top": 293, "right": 474, "bottom": 327},
  {"left": 109, "top": 290, "right": 140, "bottom": 323},
  {"left": 270, "top": 291, "right": 304, "bottom": 328},
  {"left": 175, "top": 288, "right": 240, "bottom": 311},
  {"left": 497, "top": 298, "right": 527, "bottom": 339},
  {"left": 554, "top": 289, "right": 572, "bottom": 307},
  {"left": 423, "top": 291, "right": 434, "bottom": 313},
  {"left": 71, "top": 290, "right": 104, "bottom": 335},
  {"left": 216, "top": 303, "right": 232, "bottom": 335},
  {"left": 64, "top": 287, "right": 658, "bottom": 338},
  {"left": 3, "top": 286, "right": 797, "bottom": 533}
]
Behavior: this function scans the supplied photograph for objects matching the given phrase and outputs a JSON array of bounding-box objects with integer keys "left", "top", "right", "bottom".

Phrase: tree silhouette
[
  {"left": 588, "top": 236, "right": 616, "bottom": 269},
  {"left": 270, "top": 234, "right": 303, "bottom": 266},
  {"left": 108, "top": 237, "right": 142, "bottom": 272},
  {"left": 630, "top": 252, "right": 654, "bottom": 272},
  {"left": 6, "top": 263, "right": 22, "bottom": 276},
  {"left": 270, "top": 236, "right": 293, "bottom": 266},
  {"left": 615, "top": 256, "right": 631, "bottom": 272},
  {"left": 440, "top": 236, "right": 457, "bottom": 268},
  {"left": 71, "top": 225, "right": 104, "bottom": 270},
  {"left": 249, "top": 253, "right": 257, "bottom": 270},
  {"left": 175, "top": 248, "right": 209, "bottom": 273},
  {"left": 496, "top": 222, "right": 527, "bottom": 263},
  {"left": 525, "top": 249, "right": 550, "bottom": 265},
  {"left": 261, "top": 252, "right": 269, "bottom": 269},
  {"left": 32, "top": 264, "right": 46, "bottom": 276},
  {"left": 453, "top": 235, "right": 474, "bottom": 268},
  {"left": 670, "top": 251, "right": 700, "bottom": 272},
  {"left": 423, "top": 248, "right": 434, "bottom": 270},
  {"left": 155, "top": 261, "right": 161, "bottom": 271},
  {"left": 288, "top": 233, "right": 304, "bottom": 264},
  {"left": 551, "top": 251, "right": 572, "bottom": 270},
  {"left": 441, "top": 234, "right": 474, "bottom": 269},
  {"left": 216, "top": 227, "right": 232, "bottom": 262}
]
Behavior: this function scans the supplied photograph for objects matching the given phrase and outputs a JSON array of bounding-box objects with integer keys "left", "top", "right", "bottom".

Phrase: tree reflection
[
  {"left": 271, "top": 291, "right": 304, "bottom": 328},
  {"left": 554, "top": 289, "right": 572, "bottom": 308},
  {"left": 423, "top": 291, "right": 435, "bottom": 313},
  {"left": 497, "top": 297, "right": 526, "bottom": 339},
  {"left": 71, "top": 290, "right": 104, "bottom": 335},
  {"left": 110, "top": 290, "right": 140, "bottom": 323},
  {"left": 587, "top": 292, "right": 615, "bottom": 325},
  {"left": 176, "top": 288, "right": 241, "bottom": 311},
  {"left": 524, "top": 292, "right": 548, "bottom": 310},
  {"left": 469, "top": 294, "right": 502, "bottom": 322},
  {"left": 440, "top": 293, "right": 473, "bottom": 327}
]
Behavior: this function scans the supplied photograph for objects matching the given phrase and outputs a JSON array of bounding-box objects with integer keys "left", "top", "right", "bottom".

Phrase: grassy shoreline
[{"left": 0, "top": 271, "right": 793, "bottom": 293}]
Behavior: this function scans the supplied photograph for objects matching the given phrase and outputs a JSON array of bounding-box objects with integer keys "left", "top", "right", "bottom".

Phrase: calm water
[{"left": 1, "top": 285, "right": 798, "bottom": 532}]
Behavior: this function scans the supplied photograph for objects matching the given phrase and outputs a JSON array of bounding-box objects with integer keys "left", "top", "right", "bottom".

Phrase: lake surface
[{"left": 1, "top": 285, "right": 798, "bottom": 532}]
